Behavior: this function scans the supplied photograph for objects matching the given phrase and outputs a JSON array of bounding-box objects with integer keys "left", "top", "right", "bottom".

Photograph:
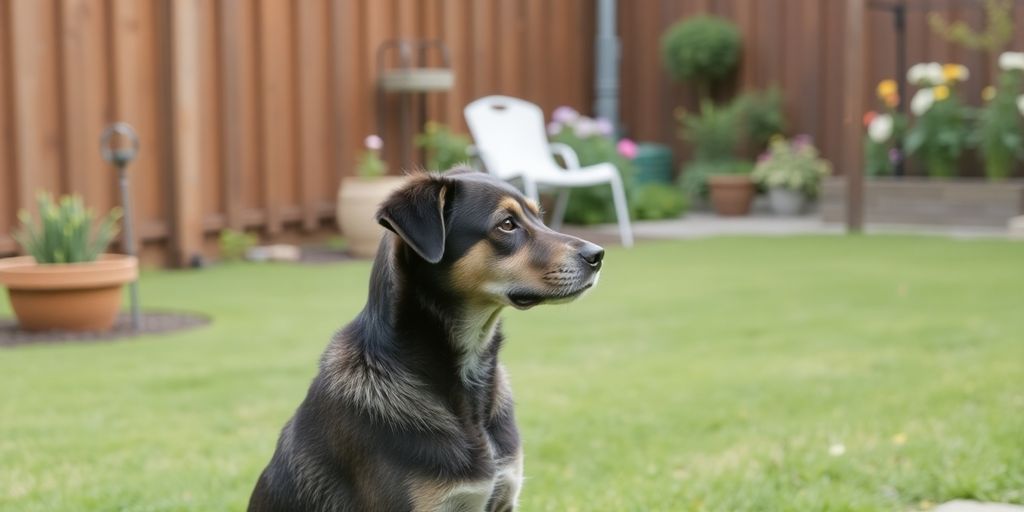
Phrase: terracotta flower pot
[
  {"left": 0, "top": 254, "right": 138, "bottom": 331},
  {"left": 708, "top": 175, "right": 756, "bottom": 216},
  {"left": 336, "top": 176, "right": 408, "bottom": 258}
]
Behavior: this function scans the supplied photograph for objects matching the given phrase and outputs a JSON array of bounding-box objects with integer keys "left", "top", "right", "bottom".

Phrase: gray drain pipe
[{"left": 594, "top": 0, "right": 620, "bottom": 134}]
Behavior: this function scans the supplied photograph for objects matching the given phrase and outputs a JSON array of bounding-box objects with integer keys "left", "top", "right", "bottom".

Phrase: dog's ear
[{"left": 376, "top": 177, "right": 450, "bottom": 264}]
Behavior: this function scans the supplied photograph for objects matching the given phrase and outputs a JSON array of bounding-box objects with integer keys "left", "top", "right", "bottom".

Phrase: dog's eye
[{"left": 497, "top": 217, "right": 517, "bottom": 233}]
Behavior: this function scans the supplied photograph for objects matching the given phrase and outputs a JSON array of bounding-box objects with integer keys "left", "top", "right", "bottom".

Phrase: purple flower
[
  {"left": 889, "top": 148, "right": 903, "bottom": 165},
  {"left": 757, "top": 151, "right": 771, "bottom": 163},
  {"left": 792, "top": 134, "right": 813, "bottom": 150},
  {"left": 547, "top": 121, "right": 563, "bottom": 136},
  {"left": 594, "top": 117, "right": 614, "bottom": 137},
  {"left": 552, "top": 106, "right": 580, "bottom": 124}
]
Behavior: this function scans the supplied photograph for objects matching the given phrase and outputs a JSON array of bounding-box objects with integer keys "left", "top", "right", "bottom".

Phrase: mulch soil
[{"left": 0, "top": 311, "right": 210, "bottom": 348}]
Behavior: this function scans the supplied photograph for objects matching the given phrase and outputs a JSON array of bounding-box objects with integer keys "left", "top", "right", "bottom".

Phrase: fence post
[
  {"left": 169, "top": 0, "right": 203, "bottom": 267},
  {"left": 842, "top": 0, "right": 867, "bottom": 233}
]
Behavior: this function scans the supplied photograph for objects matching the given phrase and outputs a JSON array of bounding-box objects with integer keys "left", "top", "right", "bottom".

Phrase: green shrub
[
  {"left": 976, "top": 70, "right": 1024, "bottom": 180},
  {"left": 218, "top": 229, "right": 258, "bottom": 262},
  {"left": 632, "top": 184, "right": 688, "bottom": 220},
  {"left": 661, "top": 16, "right": 741, "bottom": 100},
  {"left": 904, "top": 86, "right": 972, "bottom": 178},
  {"left": 734, "top": 88, "right": 786, "bottom": 155},
  {"left": 13, "top": 193, "right": 121, "bottom": 264},
  {"left": 415, "top": 121, "right": 471, "bottom": 171},
  {"left": 677, "top": 100, "right": 741, "bottom": 162},
  {"left": 752, "top": 136, "right": 831, "bottom": 197}
]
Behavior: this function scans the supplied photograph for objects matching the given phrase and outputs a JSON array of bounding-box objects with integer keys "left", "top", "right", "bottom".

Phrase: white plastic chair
[{"left": 463, "top": 95, "right": 633, "bottom": 247}]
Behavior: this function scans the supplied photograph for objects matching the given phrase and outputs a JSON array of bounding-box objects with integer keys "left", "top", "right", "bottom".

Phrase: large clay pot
[
  {"left": 336, "top": 176, "right": 407, "bottom": 258},
  {"left": 708, "top": 175, "right": 756, "bottom": 216},
  {"left": 0, "top": 254, "right": 138, "bottom": 331}
]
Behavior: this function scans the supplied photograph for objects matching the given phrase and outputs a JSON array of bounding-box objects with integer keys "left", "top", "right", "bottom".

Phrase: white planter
[
  {"left": 768, "top": 187, "right": 806, "bottom": 216},
  {"left": 336, "top": 176, "right": 407, "bottom": 258}
]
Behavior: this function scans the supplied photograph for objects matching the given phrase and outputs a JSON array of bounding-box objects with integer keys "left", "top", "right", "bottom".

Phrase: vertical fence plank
[
  {"left": 257, "top": 0, "right": 296, "bottom": 234},
  {"left": 10, "top": 0, "right": 63, "bottom": 210},
  {"left": 169, "top": 0, "right": 203, "bottom": 265},
  {"left": 0, "top": 0, "right": 14, "bottom": 250},
  {"left": 219, "top": 0, "right": 256, "bottom": 230},
  {"left": 843, "top": 0, "right": 866, "bottom": 232},
  {"left": 442, "top": 0, "right": 469, "bottom": 131},
  {"left": 331, "top": 0, "right": 362, "bottom": 183},
  {"left": 60, "top": 0, "right": 111, "bottom": 207},
  {"left": 297, "top": 0, "right": 329, "bottom": 230},
  {"left": 198, "top": 0, "right": 223, "bottom": 225}
]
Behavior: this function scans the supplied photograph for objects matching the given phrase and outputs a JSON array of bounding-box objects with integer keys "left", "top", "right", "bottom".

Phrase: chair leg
[
  {"left": 522, "top": 178, "right": 540, "bottom": 202},
  {"left": 610, "top": 177, "right": 634, "bottom": 247},
  {"left": 551, "top": 188, "right": 571, "bottom": 229}
]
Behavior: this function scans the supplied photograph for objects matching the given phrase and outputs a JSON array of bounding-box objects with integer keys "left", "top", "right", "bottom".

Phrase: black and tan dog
[{"left": 248, "top": 169, "right": 604, "bottom": 512}]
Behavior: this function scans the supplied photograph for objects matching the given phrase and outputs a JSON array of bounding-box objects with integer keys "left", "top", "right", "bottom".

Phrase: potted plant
[
  {"left": 661, "top": 15, "right": 741, "bottom": 103},
  {"left": 0, "top": 193, "right": 137, "bottom": 331},
  {"left": 677, "top": 100, "right": 757, "bottom": 216},
  {"left": 976, "top": 52, "right": 1024, "bottom": 180},
  {"left": 904, "top": 62, "right": 972, "bottom": 178},
  {"left": 752, "top": 135, "right": 831, "bottom": 215},
  {"left": 336, "top": 135, "right": 406, "bottom": 258}
]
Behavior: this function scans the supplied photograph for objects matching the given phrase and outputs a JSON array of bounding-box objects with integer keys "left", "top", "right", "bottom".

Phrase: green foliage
[
  {"left": 549, "top": 123, "right": 637, "bottom": 225},
  {"left": 661, "top": 16, "right": 741, "bottom": 100},
  {"left": 864, "top": 136, "right": 895, "bottom": 177},
  {"left": 976, "top": 70, "right": 1024, "bottom": 180},
  {"left": 13, "top": 192, "right": 121, "bottom": 264},
  {"left": 734, "top": 87, "right": 787, "bottom": 155},
  {"left": 631, "top": 184, "right": 688, "bottom": 220},
  {"left": 678, "top": 100, "right": 741, "bottom": 162},
  {"left": 414, "top": 121, "right": 471, "bottom": 171},
  {"left": 904, "top": 90, "right": 972, "bottom": 178},
  {"left": 218, "top": 229, "right": 258, "bottom": 262},
  {"left": 356, "top": 150, "right": 386, "bottom": 178},
  {"left": 929, "top": 0, "right": 1013, "bottom": 53},
  {"left": 752, "top": 136, "right": 831, "bottom": 197}
]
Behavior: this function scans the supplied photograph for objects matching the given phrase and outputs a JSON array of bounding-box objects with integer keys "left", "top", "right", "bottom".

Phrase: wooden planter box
[{"left": 821, "top": 177, "right": 1024, "bottom": 227}]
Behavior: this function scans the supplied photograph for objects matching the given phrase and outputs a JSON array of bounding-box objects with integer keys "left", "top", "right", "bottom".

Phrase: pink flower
[
  {"left": 364, "top": 134, "right": 383, "bottom": 150},
  {"left": 547, "top": 121, "right": 563, "bottom": 136},
  {"left": 616, "top": 138, "right": 638, "bottom": 160},
  {"left": 573, "top": 117, "right": 598, "bottom": 138},
  {"left": 552, "top": 106, "right": 579, "bottom": 124}
]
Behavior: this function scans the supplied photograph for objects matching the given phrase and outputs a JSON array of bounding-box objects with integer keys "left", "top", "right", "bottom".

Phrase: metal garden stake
[{"left": 100, "top": 123, "right": 141, "bottom": 331}]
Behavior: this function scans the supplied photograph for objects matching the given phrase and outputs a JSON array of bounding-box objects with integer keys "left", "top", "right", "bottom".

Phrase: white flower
[
  {"left": 573, "top": 117, "right": 598, "bottom": 138},
  {"left": 364, "top": 134, "right": 383, "bottom": 150},
  {"left": 594, "top": 117, "right": 614, "bottom": 137},
  {"left": 911, "top": 88, "right": 935, "bottom": 116},
  {"left": 552, "top": 106, "right": 580, "bottom": 124},
  {"left": 547, "top": 121, "right": 563, "bottom": 136},
  {"left": 828, "top": 443, "right": 846, "bottom": 457},
  {"left": 907, "top": 62, "right": 944, "bottom": 86},
  {"left": 998, "top": 51, "right": 1024, "bottom": 72},
  {"left": 868, "top": 114, "right": 893, "bottom": 143},
  {"left": 1018, "top": 95, "right": 1024, "bottom": 117}
]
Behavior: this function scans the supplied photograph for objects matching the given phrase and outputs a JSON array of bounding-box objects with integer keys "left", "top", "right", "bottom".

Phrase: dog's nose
[{"left": 578, "top": 242, "right": 604, "bottom": 268}]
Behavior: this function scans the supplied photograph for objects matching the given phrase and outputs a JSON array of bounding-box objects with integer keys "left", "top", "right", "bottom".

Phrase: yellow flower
[
  {"left": 982, "top": 86, "right": 996, "bottom": 101},
  {"left": 877, "top": 79, "right": 898, "bottom": 99},
  {"left": 933, "top": 85, "right": 950, "bottom": 101},
  {"left": 882, "top": 92, "right": 900, "bottom": 108},
  {"left": 942, "top": 63, "right": 968, "bottom": 82}
]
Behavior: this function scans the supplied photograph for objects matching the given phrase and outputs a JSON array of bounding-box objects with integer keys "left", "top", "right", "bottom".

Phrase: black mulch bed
[{"left": 0, "top": 311, "right": 210, "bottom": 348}]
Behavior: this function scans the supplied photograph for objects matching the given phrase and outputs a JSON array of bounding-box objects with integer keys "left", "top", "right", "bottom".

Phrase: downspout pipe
[{"left": 594, "top": 0, "right": 620, "bottom": 135}]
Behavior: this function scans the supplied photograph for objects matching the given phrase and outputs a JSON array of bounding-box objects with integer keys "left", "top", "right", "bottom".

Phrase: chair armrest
[{"left": 549, "top": 143, "right": 581, "bottom": 170}]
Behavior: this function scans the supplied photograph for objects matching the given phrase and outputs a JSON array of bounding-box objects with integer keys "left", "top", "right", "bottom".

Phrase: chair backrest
[{"left": 464, "top": 95, "right": 560, "bottom": 180}]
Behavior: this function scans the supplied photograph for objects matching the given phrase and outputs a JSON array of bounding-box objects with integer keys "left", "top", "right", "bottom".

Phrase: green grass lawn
[{"left": 1, "top": 236, "right": 1023, "bottom": 511}]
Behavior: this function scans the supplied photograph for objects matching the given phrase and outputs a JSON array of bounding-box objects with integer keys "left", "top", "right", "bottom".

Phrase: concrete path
[
  {"left": 934, "top": 500, "right": 1024, "bottom": 512},
  {"left": 565, "top": 213, "right": 1009, "bottom": 246}
]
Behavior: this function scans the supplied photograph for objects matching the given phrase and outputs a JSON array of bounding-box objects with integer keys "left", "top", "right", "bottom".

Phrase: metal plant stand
[
  {"left": 100, "top": 123, "right": 141, "bottom": 331},
  {"left": 376, "top": 40, "right": 455, "bottom": 168}
]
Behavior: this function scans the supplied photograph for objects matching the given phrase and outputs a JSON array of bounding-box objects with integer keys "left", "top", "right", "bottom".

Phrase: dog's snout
[{"left": 578, "top": 242, "right": 604, "bottom": 268}]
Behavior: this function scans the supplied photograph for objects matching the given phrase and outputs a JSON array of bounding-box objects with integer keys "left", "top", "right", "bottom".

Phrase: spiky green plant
[{"left": 12, "top": 192, "right": 122, "bottom": 264}]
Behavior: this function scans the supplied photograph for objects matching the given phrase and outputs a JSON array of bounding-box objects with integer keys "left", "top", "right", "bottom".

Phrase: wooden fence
[{"left": 1, "top": 0, "right": 1022, "bottom": 265}]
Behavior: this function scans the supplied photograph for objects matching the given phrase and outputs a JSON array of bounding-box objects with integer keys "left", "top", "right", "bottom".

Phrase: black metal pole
[{"left": 101, "top": 123, "right": 141, "bottom": 331}]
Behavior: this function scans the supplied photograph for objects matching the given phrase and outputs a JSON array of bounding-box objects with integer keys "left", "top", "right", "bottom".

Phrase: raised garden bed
[{"left": 821, "top": 177, "right": 1024, "bottom": 228}]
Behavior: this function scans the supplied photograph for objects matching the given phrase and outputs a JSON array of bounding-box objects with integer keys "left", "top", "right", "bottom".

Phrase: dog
[{"left": 248, "top": 169, "right": 604, "bottom": 511}]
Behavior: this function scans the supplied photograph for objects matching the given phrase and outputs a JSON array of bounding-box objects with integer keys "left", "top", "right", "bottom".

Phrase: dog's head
[{"left": 376, "top": 170, "right": 603, "bottom": 310}]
